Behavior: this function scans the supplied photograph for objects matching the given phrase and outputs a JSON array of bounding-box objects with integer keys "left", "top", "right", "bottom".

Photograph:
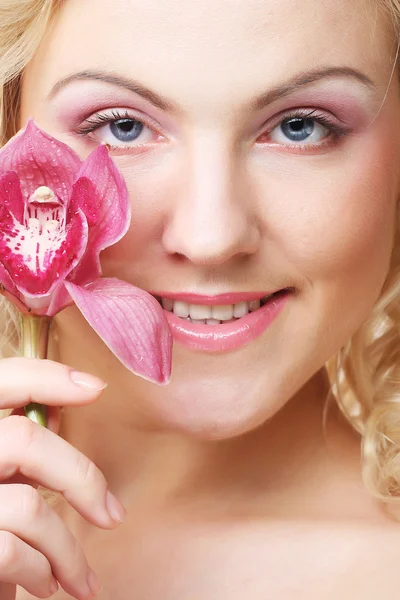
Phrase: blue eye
[
  {"left": 281, "top": 118, "right": 315, "bottom": 142},
  {"left": 109, "top": 119, "right": 144, "bottom": 142},
  {"left": 269, "top": 116, "right": 330, "bottom": 145},
  {"left": 77, "top": 110, "right": 161, "bottom": 148},
  {"left": 266, "top": 109, "right": 350, "bottom": 148}
]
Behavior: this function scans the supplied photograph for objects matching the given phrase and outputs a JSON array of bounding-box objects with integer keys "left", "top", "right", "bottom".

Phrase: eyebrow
[
  {"left": 48, "top": 66, "right": 375, "bottom": 113},
  {"left": 250, "top": 66, "right": 375, "bottom": 110},
  {"left": 48, "top": 70, "right": 180, "bottom": 112}
]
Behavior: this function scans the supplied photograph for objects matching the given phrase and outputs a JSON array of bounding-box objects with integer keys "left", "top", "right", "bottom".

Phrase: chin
[{"left": 128, "top": 346, "right": 297, "bottom": 440}]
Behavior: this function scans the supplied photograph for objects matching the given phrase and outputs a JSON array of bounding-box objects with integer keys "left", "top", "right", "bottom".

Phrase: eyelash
[
  {"left": 260, "top": 108, "right": 351, "bottom": 150},
  {"left": 76, "top": 107, "right": 351, "bottom": 151},
  {"left": 76, "top": 108, "right": 161, "bottom": 140}
]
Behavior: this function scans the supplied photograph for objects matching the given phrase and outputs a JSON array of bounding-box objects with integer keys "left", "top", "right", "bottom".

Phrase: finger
[
  {"left": 0, "top": 357, "right": 106, "bottom": 409},
  {"left": 11, "top": 406, "right": 61, "bottom": 435},
  {"left": 0, "top": 485, "right": 93, "bottom": 600},
  {"left": 0, "top": 416, "right": 125, "bottom": 529},
  {"left": 4, "top": 407, "right": 59, "bottom": 488},
  {"left": 7, "top": 408, "right": 62, "bottom": 490},
  {"left": 0, "top": 531, "right": 58, "bottom": 599}
]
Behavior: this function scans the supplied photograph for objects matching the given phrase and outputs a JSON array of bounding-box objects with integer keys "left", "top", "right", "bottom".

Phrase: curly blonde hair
[
  {"left": 1, "top": 0, "right": 400, "bottom": 505},
  {"left": 0, "top": 0, "right": 58, "bottom": 359}
]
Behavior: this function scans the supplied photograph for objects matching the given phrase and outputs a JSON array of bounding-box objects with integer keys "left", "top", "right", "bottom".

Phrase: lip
[
  {"left": 151, "top": 291, "right": 272, "bottom": 305},
  {"left": 160, "top": 290, "right": 290, "bottom": 352}
]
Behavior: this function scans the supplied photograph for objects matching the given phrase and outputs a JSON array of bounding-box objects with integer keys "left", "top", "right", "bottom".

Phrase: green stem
[{"left": 20, "top": 314, "right": 51, "bottom": 428}]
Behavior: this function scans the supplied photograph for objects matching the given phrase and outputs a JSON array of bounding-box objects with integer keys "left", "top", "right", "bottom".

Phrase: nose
[{"left": 162, "top": 141, "right": 261, "bottom": 265}]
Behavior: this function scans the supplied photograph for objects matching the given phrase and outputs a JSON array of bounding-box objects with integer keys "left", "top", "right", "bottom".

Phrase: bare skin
[
  {"left": 0, "top": 0, "right": 398, "bottom": 597},
  {"left": 11, "top": 368, "right": 400, "bottom": 600}
]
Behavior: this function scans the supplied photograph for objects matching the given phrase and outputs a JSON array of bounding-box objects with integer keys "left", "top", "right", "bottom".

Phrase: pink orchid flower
[{"left": 0, "top": 120, "right": 172, "bottom": 384}]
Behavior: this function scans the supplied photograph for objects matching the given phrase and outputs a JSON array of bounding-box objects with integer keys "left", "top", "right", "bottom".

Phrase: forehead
[{"left": 26, "top": 0, "right": 396, "bottom": 108}]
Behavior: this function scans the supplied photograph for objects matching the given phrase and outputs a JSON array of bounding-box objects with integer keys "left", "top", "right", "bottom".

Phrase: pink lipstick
[{"left": 152, "top": 289, "right": 290, "bottom": 352}]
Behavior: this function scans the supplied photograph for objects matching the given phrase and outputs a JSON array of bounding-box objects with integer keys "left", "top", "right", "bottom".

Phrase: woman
[{"left": 1, "top": 0, "right": 400, "bottom": 597}]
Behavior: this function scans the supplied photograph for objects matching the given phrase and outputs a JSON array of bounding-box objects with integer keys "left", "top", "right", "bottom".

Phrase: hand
[{"left": 0, "top": 357, "right": 126, "bottom": 600}]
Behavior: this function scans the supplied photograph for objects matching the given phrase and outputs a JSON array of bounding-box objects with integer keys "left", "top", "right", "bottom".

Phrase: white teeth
[
  {"left": 173, "top": 301, "right": 190, "bottom": 318},
  {"left": 233, "top": 301, "right": 249, "bottom": 318},
  {"left": 211, "top": 304, "right": 233, "bottom": 321},
  {"left": 161, "top": 296, "right": 272, "bottom": 322},
  {"left": 189, "top": 304, "right": 212, "bottom": 319},
  {"left": 248, "top": 299, "right": 261, "bottom": 312}
]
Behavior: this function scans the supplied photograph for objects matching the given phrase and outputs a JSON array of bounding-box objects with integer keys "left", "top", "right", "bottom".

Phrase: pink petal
[
  {"left": 62, "top": 178, "right": 102, "bottom": 286},
  {"left": 69, "top": 146, "right": 131, "bottom": 285},
  {"left": 0, "top": 261, "right": 18, "bottom": 296},
  {"left": 0, "top": 172, "right": 24, "bottom": 223},
  {"left": 0, "top": 202, "right": 89, "bottom": 296},
  {"left": 67, "top": 250, "right": 101, "bottom": 286},
  {"left": 45, "top": 282, "right": 72, "bottom": 316},
  {"left": 0, "top": 198, "right": 28, "bottom": 303},
  {"left": 65, "top": 278, "right": 172, "bottom": 385},
  {"left": 74, "top": 145, "right": 130, "bottom": 249},
  {"left": 0, "top": 120, "right": 82, "bottom": 202},
  {"left": 69, "top": 177, "right": 99, "bottom": 227},
  {"left": 64, "top": 177, "right": 101, "bottom": 285}
]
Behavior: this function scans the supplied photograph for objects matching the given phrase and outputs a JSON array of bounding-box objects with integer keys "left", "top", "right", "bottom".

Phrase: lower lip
[{"left": 164, "top": 291, "right": 290, "bottom": 352}]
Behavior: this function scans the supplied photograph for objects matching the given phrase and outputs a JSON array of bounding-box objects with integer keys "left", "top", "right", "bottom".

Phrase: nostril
[
  {"left": 162, "top": 208, "right": 260, "bottom": 266},
  {"left": 172, "top": 252, "right": 188, "bottom": 263}
]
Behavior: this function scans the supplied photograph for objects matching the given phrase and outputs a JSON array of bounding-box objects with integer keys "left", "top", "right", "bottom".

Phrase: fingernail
[
  {"left": 87, "top": 568, "right": 103, "bottom": 596},
  {"left": 106, "top": 489, "right": 127, "bottom": 524},
  {"left": 70, "top": 371, "right": 108, "bottom": 391},
  {"left": 49, "top": 576, "right": 59, "bottom": 595}
]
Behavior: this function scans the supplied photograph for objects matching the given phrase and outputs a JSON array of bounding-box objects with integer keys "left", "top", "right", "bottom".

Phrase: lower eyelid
[
  {"left": 104, "top": 142, "right": 167, "bottom": 158},
  {"left": 258, "top": 138, "right": 342, "bottom": 155}
]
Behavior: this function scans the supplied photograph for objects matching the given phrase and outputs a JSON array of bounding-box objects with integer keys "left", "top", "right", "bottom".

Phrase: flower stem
[{"left": 20, "top": 314, "right": 51, "bottom": 427}]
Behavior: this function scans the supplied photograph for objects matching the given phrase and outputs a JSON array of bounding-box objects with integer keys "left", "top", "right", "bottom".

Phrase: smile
[{"left": 152, "top": 290, "right": 291, "bottom": 352}]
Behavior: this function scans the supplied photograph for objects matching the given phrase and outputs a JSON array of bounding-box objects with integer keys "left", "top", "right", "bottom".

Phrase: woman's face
[{"left": 20, "top": 0, "right": 400, "bottom": 437}]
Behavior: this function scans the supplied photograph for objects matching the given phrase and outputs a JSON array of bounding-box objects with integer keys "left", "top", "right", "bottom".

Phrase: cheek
[
  {"left": 100, "top": 153, "right": 175, "bottom": 278},
  {"left": 252, "top": 132, "right": 400, "bottom": 356},
  {"left": 257, "top": 136, "right": 399, "bottom": 300}
]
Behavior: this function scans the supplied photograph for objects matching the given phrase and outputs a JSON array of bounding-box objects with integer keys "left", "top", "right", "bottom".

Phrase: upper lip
[{"left": 151, "top": 291, "right": 282, "bottom": 305}]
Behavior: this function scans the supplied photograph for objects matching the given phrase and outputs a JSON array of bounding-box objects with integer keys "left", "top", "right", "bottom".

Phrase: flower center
[{"left": 24, "top": 186, "right": 65, "bottom": 234}]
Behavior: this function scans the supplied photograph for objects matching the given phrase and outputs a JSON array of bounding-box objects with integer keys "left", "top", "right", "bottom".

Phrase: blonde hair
[
  {"left": 1, "top": 0, "right": 400, "bottom": 506},
  {"left": 0, "top": 0, "right": 58, "bottom": 358}
]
